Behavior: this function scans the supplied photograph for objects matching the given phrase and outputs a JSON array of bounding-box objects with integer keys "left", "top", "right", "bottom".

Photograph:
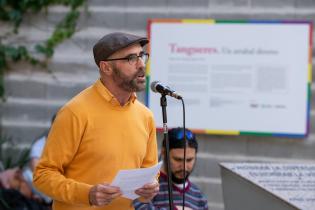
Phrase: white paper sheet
[{"left": 111, "top": 161, "right": 163, "bottom": 200}]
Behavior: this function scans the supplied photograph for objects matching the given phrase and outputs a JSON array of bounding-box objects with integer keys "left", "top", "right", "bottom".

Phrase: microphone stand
[{"left": 160, "top": 94, "right": 174, "bottom": 210}]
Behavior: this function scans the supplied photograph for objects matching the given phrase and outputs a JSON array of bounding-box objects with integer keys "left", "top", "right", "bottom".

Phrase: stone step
[
  {"left": 193, "top": 151, "right": 315, "bottom": 179},
  {"left": 2, "top": 71, "right": 147, "bottom": 102},
  {"left": 3, "top": 71, "right": 97, "bottom": 99},
  {"left": 4, "top": 62, "right": 314, "bottom": 105},
  {"left": 190, "top": 176, "right": 223, "bottom": 205},
  {"left": 3, "top": 28, "right": 140, "bottom": 75},
  {"left": 196, "top": 132, "right": 315, "bottom": 159},
  {"left": 4, "top": 69, "right": 315, "bottom": 102},
  {"left": 1, "top": 119, "right": 49, "bottom": 144},
  {"left": 207, "top": 202, "right": 224, "bottom": 210},
  {"left": 1, "top": 93, "right": 148, "bottom": 124},
  {"left": 2, "top": 69, "right": 314, "bottom": 144},
  {"left": 6, "top": 21, "right": 315, "bottom": 76},
  {"left": 1, "top": 97, "right": 64, "bottom": 123},
  {"left": 88, "top": 0, "right": 315, "bottom": 9},
  {"left": 89, "top": 0, "right": 210, "bottom": 7},
  {"left": 17, "top": 5, "right": 315, "bottom": 34},
  {"left": 72, "top": 6, "right": 315, "bottom": 31},
  {"left": 157, "top": 126, "right": 315, "bottom": 158},
  {"left": 3, "top": 99, "right": 313, "bottom": 144},
  {"left": 11, "top": 22, "right": 315, "bottom": 56}
]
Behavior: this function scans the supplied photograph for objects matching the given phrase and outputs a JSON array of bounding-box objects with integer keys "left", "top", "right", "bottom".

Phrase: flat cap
[{"left": 93, "top": 32, "right": 149, "bottom": 67}]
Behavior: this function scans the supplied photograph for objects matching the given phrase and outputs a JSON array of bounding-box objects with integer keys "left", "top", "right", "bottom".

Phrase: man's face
[
  {"left": 109, "top": 44, "right": 146, "bottom": 92},
  {"left": 166, "top": 147, "right": 196, "bottom": 184}
]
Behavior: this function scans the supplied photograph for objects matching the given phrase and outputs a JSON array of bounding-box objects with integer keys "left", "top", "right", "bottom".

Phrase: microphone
[{"left": 150, "top": 81, "right": 182, "bottom": 99}]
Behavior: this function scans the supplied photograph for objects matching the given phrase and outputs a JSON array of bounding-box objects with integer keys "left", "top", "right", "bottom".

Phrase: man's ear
[{"left": 99, "top": 61, "right": 112, "bottom": 76}]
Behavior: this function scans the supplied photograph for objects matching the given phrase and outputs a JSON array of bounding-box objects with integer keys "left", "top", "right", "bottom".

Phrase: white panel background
[{"left": 147, "top": 21, "right": 310, "bottom": 135}]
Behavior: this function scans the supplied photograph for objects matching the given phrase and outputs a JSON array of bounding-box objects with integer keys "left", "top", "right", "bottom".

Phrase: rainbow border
[{"left": 146, "top": 19, "right": 313, "bottom": 138}]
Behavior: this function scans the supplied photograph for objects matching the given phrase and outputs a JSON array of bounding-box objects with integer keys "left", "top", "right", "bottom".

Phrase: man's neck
[
  {"left": 160, "top": 169, "right": 189, "bottom": 190},
  {"left": 100, "top": 78, "right": 132, "bottom": 106},
  {"left": 161, "top": 167, "right": 167, "bottom": 175}
]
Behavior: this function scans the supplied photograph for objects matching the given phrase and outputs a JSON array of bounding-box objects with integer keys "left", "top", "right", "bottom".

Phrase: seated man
[
  {"left": 30, "top": 114, "right": 56, "bottom": 171},
  {"left": 0, "top": 168, "right": 24, "bottom": 190},
  {"left": 22, "top": 114, "right": 56, "bottom": 204},
  {"left": 133, "top": 127, "right": 208, "bottom": 210},
  {"left": 0, "top": 167, "right": 49, "bottom": 210}
]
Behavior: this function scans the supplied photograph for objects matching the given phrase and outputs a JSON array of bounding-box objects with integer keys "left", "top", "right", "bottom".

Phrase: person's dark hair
[
  {"left": 51, "top": 113, "right": 56, "bottom": 124},
  {"left": 162, "top": 127, "right": 198, "bottom": 152}
]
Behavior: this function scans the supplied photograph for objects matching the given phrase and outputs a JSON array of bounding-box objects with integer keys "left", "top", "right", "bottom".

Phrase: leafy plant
[
  {"left": 0, "top": 135, "right": 30, "bottom": 170},
  {"left": 0, "top": 136, "right": 31, "bottom": 209},
  {"left": 0, "top": 0, "right": 87, "bottom": 98}
]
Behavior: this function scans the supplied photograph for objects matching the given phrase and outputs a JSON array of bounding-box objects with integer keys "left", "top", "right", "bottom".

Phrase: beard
[
  {"left": 171, "top": 170, "right": 191, "bottom": 184},
  {"left": 112, "top": 64, "right": 146, "bottom": 92},
  {"left": 163, "top": 155, "right": 194, "bottom": 184}
]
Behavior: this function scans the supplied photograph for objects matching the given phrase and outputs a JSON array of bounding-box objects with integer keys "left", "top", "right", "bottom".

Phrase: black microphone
[{"left": 150, "top": 81, "right": 182, "bottom": 100}]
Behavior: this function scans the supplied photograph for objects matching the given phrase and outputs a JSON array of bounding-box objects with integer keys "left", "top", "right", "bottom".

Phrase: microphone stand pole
[{"left": 160, "top": 94, "right": 174, "bottom": 210}]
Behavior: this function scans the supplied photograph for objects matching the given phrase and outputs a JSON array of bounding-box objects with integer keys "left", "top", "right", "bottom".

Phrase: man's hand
[
  {"left": 135, "top": 181, "right": 159, "bottom": 203},
  {"left": 0, "top": 167, "right": 21, "bottom": 189},
  {"left": 89, "top": 183, "right": 121, "bottom": 206}
]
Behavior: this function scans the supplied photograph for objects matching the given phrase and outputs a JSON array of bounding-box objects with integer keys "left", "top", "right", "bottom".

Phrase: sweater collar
[{"left": 94, "top": 79, "right": 137, "bottom": 106}]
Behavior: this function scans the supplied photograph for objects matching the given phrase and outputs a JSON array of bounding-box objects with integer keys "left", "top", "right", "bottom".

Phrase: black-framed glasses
[
  {"left": 103, "top": 52, "right": 149, "bottom": 65},
  {"left": 173, "top": 129, "right": 194, "bottom": 141}
]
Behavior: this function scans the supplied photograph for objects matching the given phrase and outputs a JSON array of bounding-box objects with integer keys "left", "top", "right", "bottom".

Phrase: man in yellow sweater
[{"left": 33, "top": 32, "right": 159, "bottom": 210}]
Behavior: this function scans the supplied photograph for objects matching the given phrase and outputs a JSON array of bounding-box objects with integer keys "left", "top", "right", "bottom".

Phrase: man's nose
[
  {"left": 185, "top": 163, "right": 190, "bottom": 171},
  {"left": 137, "top": 56, "right": 146, "bottom": 68},
  {"left": 180, "top": 162, "right": 189, "bottom": 170}
]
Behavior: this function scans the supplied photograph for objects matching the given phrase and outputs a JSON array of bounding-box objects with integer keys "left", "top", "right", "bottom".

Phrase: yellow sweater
[{"left": 33, "top": 79, "right": 158, "bottom": 210}]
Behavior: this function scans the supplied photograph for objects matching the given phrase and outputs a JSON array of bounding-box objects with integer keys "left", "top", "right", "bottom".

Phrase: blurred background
[{"left": 0, "top": 1, "right": 314, "bottom": 209}]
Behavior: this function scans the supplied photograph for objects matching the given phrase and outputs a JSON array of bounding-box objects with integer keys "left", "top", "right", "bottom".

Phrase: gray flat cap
[{"left": 93, "top": 32, "right": 149, "bottom": 67}]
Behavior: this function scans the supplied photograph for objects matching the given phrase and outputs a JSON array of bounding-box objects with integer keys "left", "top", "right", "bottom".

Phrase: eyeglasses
[
  {"left": 173, "top": 129, "right": 194, "bottom": 141},
  {"left": 103, "top": 52, "right": 149, "bottom": 65}
]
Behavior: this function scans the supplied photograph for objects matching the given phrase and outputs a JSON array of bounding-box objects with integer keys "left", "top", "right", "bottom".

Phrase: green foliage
[
  {"left": 0, "top": 42, "right": 38, "bottom": 96},
  {"left": 0, "top": 0, "right": 86, "bottom": 98},
  {"left": 35, "top": 9, "right": 80, "bottom": 57},
  {"left": 0, "top": 135, "right": 30, "bottom": 170},
  {"left": 0, "top": 135, "right": 30, "bottom": 208}
]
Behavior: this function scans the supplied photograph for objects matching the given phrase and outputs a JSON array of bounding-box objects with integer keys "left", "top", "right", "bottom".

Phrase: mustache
[
  {"left": 135, "top": 67, "right": 145, "bottom": 77},
  {"left": 174, "top": 170, "right": 190, "bottom": 176}
]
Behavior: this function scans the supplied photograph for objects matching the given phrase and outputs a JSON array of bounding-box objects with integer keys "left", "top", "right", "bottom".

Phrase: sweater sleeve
[
  {"left": 33, "top": 107, "right": 92, "bottom": 205},
  {"left": 141, "top": 113, "right": 158, "bottom": 168}
]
